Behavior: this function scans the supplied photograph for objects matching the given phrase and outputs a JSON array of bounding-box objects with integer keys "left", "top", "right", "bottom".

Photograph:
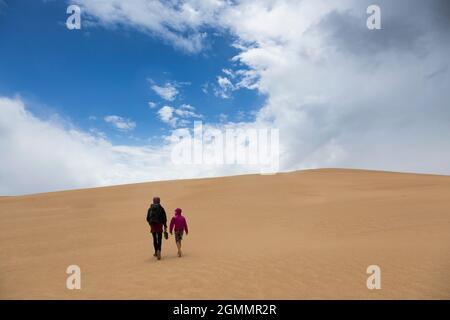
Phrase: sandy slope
[{"left": 0, "top": 169, "right": 449, "bottom": 299}]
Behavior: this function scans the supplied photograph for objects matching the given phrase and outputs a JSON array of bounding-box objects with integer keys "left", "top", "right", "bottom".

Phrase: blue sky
[
  {"left": 1, "top": 0, "right": 450, "bottom": 195},
  {"left": 0, "top": 0, "right": 264, "bottom": 145}
]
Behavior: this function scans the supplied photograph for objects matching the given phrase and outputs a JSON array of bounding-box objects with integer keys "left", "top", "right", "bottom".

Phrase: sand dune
[{"left": 1, "top": 169, "right": 449, "bottom": 299}]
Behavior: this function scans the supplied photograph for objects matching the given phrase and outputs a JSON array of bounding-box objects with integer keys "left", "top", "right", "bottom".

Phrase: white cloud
[
  {"left": 222, "top": 68, "right": 235, "bottom": 78},
  {"left": 180, "top": 103, "right": 195, "bottom": 110},
  {"left": 148, "top": 101, "right": 157, "bottom": 108},
  {"left": 218, "top": 113, "right": 228, "bottom": 122},
  {"left": 151, "top": 83, "right": 179, "bottom": 101},
  {"left": 157, "top": 104, "right": 203, "bottom": 127},
  {"left": 158, "top": 105, "right": 176, "bottom": 126},
  {"left": 89, "top": 127, "right": 107, "bottom": 139},
  {"left": 212, "top": 68, "right": 259, "bottom": 98},
  {"left": 73, "top": 0, "right": 221, "bottom": 53},
  {"left": 175, "top": 106, "right": 201, "bottom": 118},
  {"left": 215, "top": 75, "right": 234, "bottom": 99},
  {"left": 201, "top": 82, "right": 209, "bottom": 94},
  {"left": 104, "top": 115, "right": 136, "bottom": 131}
]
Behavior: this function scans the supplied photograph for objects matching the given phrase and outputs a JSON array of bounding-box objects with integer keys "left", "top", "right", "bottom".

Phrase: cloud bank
[{"left": 0, "top": 97, "right": 263, "bottom": 195}]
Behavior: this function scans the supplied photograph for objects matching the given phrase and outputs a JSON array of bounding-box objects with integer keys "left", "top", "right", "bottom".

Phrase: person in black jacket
[{"left": 146, "top": 196, "right": 167, "bottom": 260}]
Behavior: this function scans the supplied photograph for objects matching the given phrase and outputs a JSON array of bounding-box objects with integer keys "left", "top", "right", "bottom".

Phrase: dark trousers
[{"left": 152, "top": 232, "right": 162, "bottom": 253}]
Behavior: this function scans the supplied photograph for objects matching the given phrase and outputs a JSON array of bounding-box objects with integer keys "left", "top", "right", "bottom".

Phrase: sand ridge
[{"left": 0, "top": 169, "right": 449, "bottom": 299}]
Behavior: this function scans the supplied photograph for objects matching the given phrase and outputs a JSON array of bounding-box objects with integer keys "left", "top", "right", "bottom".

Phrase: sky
[{"left": 1, "top": 0, "right": 450, "bottom": 195}]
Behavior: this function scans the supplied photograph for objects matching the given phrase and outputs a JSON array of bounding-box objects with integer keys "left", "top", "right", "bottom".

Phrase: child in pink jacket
[{"left": 169, "top": 208, "right": 189, "bottom": 257}]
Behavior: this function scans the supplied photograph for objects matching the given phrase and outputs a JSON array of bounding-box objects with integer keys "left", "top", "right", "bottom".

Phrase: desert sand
[{"left": 0, "top": 169, "right": 449, "bottom": 299}]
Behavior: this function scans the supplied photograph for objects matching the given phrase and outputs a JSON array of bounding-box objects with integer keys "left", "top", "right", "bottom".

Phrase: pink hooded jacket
[{"left": 169, "top": 208, "right": 188, "bottom": 234}]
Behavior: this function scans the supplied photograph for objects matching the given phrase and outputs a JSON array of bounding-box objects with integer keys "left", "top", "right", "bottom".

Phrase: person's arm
[
  {"left": 169, "top": 217, "right": 175, "bottom": 234},
  {"left": 146, "top": 207, "right": 151, "bottom": 225},
  {"left": 161, "top": 207, "right": 167, "bottom": 229},
  {"left": 184, "top": 217, "right": 188, "bottom": 235}
]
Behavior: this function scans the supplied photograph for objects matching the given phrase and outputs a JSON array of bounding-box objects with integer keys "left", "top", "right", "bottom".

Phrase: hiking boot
[{"left": 157, "top": 250, "right": 161, "bottom": 260}]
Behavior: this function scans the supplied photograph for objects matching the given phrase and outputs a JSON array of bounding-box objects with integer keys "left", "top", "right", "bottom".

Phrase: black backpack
[{"left": 147, "top": 204, "right": 161, "bottom": 224}]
